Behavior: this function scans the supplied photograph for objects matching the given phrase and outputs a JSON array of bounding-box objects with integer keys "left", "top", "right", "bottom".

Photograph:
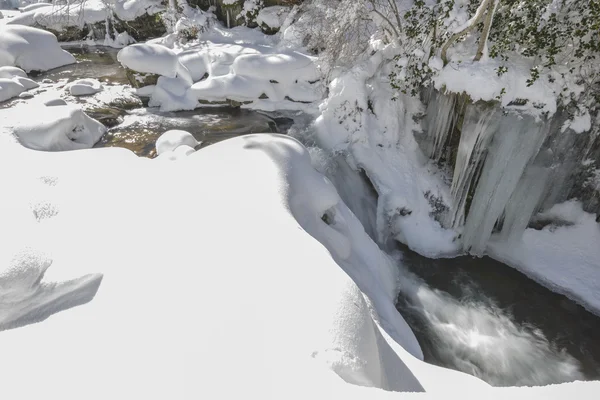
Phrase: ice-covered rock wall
[{"left": 420, "top": 90, "right": 600, "bottom": 255}]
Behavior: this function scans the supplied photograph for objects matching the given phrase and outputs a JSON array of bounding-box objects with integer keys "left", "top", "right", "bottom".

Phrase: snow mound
[
  {"left": 256, "top": 5, "right": 290, "bottom": 30},
  {"left": 155, "top": 129, "right": 199, "bottom": 155},
  {"left": 66, "top": 78, "right": 103, "bottom": 96},
  {"left": 0, "top": 25, "right": 75, "bottom": 72},
  {"left": 0, "top": 102, "right": 106, "bottom": 150}
]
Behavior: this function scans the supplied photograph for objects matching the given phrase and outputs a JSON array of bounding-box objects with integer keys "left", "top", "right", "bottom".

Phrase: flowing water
[
  {"left": 27, "top": 45, "right": 291, "bottom": 156},
  {"left": 325, "top": 154, "right": 600, "bottom": 387}
]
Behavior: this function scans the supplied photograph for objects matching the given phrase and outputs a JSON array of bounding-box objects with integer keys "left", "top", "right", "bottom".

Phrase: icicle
[
  {"left": 500, "top": 165, "right": 551, "bottom": 243},
  {"left": 444, "top": 104, "right": 499, "bottom": 228},
  {"left": 422, "top": 92, "right": 458, "bottom": 162},
  {"left": 462, "top": 113, "right": 550, "bottom": 255}
]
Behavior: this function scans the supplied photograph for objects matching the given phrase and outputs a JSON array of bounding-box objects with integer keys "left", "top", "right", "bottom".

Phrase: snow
[
  {"left": 117, "top": 43, "right": 193, "bottom": 84},
  {"left": 256, "top": 5, "right": 290, "bottom": 29},
  {"left": 0, "top": 25, "right": 76, "bottom": 72},
  {"left": 314, "top": 47, "right": 459, "bottom": 258},
  {"left": 0, "top": 65, "right": 37, "bottom": 101},
  {"left": 0, "top": 118, "right": 495, "bottom": 397},
  {"left": 118, "top": 35, "right": 321, "bottom": 112},
  {"left": 65, "top": 78, "right": 103, "bottom": 96},
  {"left": 19, "top": 3, "right": 51, "bottom": 12},
  {"left": 8, "top": 0, "right": 108, "bottom": 31},
  {"left": 1, "top": 111, "right": 599, "bottom": 397},
  {"left": 7, "top": 0, "right": 164, "bottom": 33},
  {"left": 0, "top": 102, "right": 106, "bottom": 150},
  {"left": 155, "top": 129, "right": 199, "bottom": 155},
  {"left": 489, "top": 200, "right": 600, "bottom": 314},
  {"left": 435, "top": 57, "right": 558, "bottom": 116}
]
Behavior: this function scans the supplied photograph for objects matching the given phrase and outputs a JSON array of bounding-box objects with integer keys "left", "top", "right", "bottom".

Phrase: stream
[
  {"left": 326, "top": 154, "right": 600, "bottom": 387},
  {"left": 7, "top": 45, "right": 600, "bottom": 388}
]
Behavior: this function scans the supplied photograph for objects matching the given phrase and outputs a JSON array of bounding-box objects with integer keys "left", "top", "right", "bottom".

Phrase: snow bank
[
  {"left": 0, "top": 102, "right": 106, "bottom": 150},
  {"left": 489, "top": 200, "right": 600, "bottom": 314},
  {"left": 0, "top": 25, "right": 75, "bottom": 72}
]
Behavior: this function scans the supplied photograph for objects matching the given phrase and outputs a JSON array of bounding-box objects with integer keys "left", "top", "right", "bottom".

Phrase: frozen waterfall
[{"left": 420, "top": 91, "right": 598, "bottom": 255}]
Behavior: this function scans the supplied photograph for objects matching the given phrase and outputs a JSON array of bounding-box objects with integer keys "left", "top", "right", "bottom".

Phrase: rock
[
  {"left": 44, "top": 98, "right": 68, "bottom": 107},
  {"left": 0, "top": 66, "right": 28, "bottom": 79},
  {"left": 86, "top": 107, "right": 126, "bottom": 128},
  {"left": 125, "top": 68, "right": 160, "bottom": 89},
  {"left": 66, "top": 79, "right": 103, "bottom": 96},
  {"left": 257, "top": 5, "right": 291, "bottom": 34},
  {"left": 155, "top": 130, "right": 200, "bottom": 155}
]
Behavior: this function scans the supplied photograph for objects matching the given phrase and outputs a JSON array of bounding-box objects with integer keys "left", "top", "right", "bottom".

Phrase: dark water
[
  {"left": 31, "top": 46, "right": 129, "bottom": 85},
  {"left": 396, "top": 249, "right": 600, "bottom": 386},
  {"left": 94, "top": 108, "right": 290, "bottom": 157}
]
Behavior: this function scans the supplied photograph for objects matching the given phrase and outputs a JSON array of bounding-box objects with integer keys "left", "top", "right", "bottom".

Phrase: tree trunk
[
  {"left": 474, "top": 0, "right": 499, "bottom": 61},
  {"left": 440, "top": 0, "right": 493, "bottom": 65}
]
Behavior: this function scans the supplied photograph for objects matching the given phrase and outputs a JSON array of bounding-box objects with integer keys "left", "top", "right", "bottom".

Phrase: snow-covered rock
[
  {"left": 0, "top": 102, "right": 106, "bottom": 150},
  {"left": 120, "top": 39, "right": 321, "bottom": 111},
  {"left": 0, "top": 65, "right": 27, "bottom": 78},
  {"left": 8, "top": 0, "right": 107, "bottom": 31},
  {"left": 44, "top": 98, "right": 68, "bottom": 106},
  {"left": 0, "top": 25, "right": 75, "bottom": 72},
  {"left": 0, "top": 65, "right": 37, "bottom": 101},
  {"left": 18, "top": 3, "right": 51, "bottom": 13},
  {"left": 155, "top": 129, "right": 199, "bottom": 155},
  {"left": 117, "top": 43, "right": 193, "bottom": 85},
  {"left": 66, "top": 78, "right": 103, "bottom": 96},
  {"left": 256, "top": 5, "right": 290, "bottom": 32}
]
